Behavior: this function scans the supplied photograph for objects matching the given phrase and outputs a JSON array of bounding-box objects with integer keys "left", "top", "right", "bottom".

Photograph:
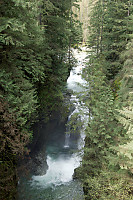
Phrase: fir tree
[
  {"left": 116, "top": 39, "right": 133, "bottom": 136},
  {"left": 77, "top": 1, "right": 133, "bottom": 199},
  {"left": 0, "top": 0, "right": 81, "bottom": 198}
]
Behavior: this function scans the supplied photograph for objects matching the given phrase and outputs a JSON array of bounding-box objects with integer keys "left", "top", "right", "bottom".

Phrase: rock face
[
  {"left": 18, "top": 113, "right": 68, "bottom": 176},
  {"left": 17, "top": 89, "right": 71, "bottom": 178}
]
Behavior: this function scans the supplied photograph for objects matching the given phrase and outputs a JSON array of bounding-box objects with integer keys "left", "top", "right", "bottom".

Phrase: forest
[{"left": 0, "top": 0, "right": 133, "bottom": 199}]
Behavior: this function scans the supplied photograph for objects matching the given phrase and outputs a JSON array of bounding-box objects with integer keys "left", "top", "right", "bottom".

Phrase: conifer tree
[
  {"left": 0, "top": 1, "right": 50, "bottom": 198},
  {"left": 116, "top": 40, "right": 133, "bottom": 136},
  {"left": 78, "top": 1, "right": 133, "bottom": 199},
  {"left": 78, "top": 56, "right": 124, "bottom": 198},
  {"left": 0, "top": 0, "right": 81, "bottom": 198},
  {"left": 37, "top": 0, "right": 82, "bottom": 118},
  {"left": 88, "top": 0, "right": 133, "bottom": 79}
]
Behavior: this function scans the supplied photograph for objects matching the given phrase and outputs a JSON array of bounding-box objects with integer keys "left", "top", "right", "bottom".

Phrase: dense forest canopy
[
  {"left": 0, "top": 0, "right": 82, "bottom": 199},
  {"left": 76, "top": 0, "right": 133, "bottom": 199},
  {"left": 0, "top": 0, "right": 133, "bottom": 199}
]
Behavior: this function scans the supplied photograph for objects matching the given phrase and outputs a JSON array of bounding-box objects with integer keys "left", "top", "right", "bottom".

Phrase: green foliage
[
  {"left": 0, "top": 1, "right": 42, "bottom": 196},
  {"left": 116, "top": 40, "right": 133, "bottom": 136},
  {"left": 35, "top": 0, "right": 82, "bottom": 116},
  {"left": 0, "top": 69, "right": 38, "bottom": 128},
  {"left": 78, "top": 52, "right": 130, "bottom": 199},
  {"left": 0, "top": 159, "right": 17, "bottom": 200},
  {"left": 78, "top": 1, "right": 133, "bottom": 199},
  {"left": 83, "top": 169, "right": 133, "bottom": 200},
  {"left": 0, "top": 0, "right": 44, "bottom": 132},
  {"left": 88, "top": 0, "right": 133, "bottom": 79},
  {"left": 0, "top": 0, "right": 81, "bottom": 198},
  {"left": 101, "top": 0, "right": 129, "bottom": 79},
  {"left": 0, "top": 0, "right": 80, "bottom": 148},
  {"left": 80, "top": 56, "right": 122, "bottom": 179}
]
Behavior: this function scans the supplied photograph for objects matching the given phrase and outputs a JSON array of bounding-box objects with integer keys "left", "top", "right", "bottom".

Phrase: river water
[{"left": 17, "top": 48, "right": 88, "bottom": 200}]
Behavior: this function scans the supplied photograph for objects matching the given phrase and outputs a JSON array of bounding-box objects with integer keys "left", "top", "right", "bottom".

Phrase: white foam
[
  {"left": 31, "top": 155, "right": 80, "bottom": 188},
  {"left": 30, "top": 47, "right": 89, "bottom": 189}
]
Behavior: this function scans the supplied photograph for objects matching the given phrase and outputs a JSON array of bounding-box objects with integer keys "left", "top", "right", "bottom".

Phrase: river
[{"left": 17, "top": 47, "right": 88, "bottom": 200}]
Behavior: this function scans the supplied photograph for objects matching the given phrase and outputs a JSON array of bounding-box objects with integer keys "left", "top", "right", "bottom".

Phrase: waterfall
[
  {"left": 18, "top": 48, "right": 88, "bottom": 200},
  {"left": 31, "top": 48, "right": 88, "bottom": 187},
  {"left": 64, "top": 133, "right": 70, "bottom": 148}
]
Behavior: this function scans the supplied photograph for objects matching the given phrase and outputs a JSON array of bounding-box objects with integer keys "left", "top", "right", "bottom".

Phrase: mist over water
[
  {"left": 18, "top": 48, "right": 88, "bottom": 200},
  {"left": 31, "top": 155, "right": 80, "bottom": 188}
]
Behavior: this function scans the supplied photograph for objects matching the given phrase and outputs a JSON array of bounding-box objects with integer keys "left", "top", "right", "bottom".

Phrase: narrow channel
[{"left": 17, "top": 48, "right": 88, "bottom": 200}]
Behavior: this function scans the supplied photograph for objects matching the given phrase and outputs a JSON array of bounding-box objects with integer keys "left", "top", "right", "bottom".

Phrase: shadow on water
[
  {"left": 17, "top": 119, "right": 84, "bottom": 200},
  {"left": 17, "top": 48, "right": 88, "bottom": 200}
]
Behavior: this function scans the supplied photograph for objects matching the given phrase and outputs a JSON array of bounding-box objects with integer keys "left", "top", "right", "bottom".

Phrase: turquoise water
[
  {"left": 17, "top": 114, "right": 85, "bottom": 200},
  {"left": 18, "top": 144, "right": 84, "bottom": 200},
  {"left": 18, "top": 178, "right": 84, "bottom": 200},
  {"left": 18, "top": 48, "right": 88, "bottom": 200}
]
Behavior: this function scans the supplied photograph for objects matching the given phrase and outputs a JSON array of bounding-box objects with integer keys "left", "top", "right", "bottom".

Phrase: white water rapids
[
  {"left": 18, "top": 48, "right": 89, "bottom": 200},
  {"left": 31, "top": 48, "right": 88, "bottom": 189}
]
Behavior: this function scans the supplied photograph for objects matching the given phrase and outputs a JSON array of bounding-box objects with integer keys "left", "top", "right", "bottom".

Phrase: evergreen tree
[
  {"left": 0, "top": 1, "right": 46, "bottom": 198},
  {"left": 78, "top": 56, "right": 124, "bottom": 198},
  {"left": 77, "top": 0, "right": 133, "bottom": 199},
  {"left": 116, "top": 39, "right": 133, "bottom": 136},
  {"left": 0, "top": 0, "right": 81, "bottom": 199},
  {"left": 88, "top": 0, "right": 105, "bottom": 54},
  {"left": 88, "top": 0, "right": 133, "bottom": 79},
  {"left": 37, "top": 0, "right": 82, "bottom": 118},
  {"left": 102, "top": 0, "right": 132, "bottom": 79}
]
